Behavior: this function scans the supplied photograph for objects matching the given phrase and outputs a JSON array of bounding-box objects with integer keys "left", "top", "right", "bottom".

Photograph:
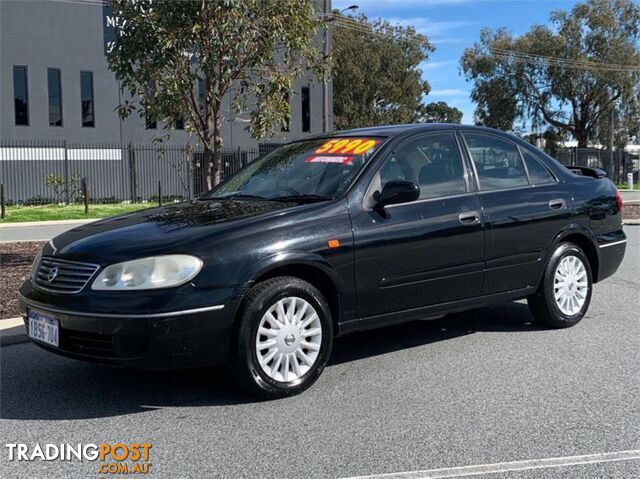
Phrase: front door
[{"left": 350, "top": 131, "right": 485, "bottom": 319}]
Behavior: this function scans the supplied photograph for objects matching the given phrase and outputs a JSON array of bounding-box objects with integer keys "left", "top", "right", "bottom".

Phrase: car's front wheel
[
  {"left": 528, "top": 242, "right": 593, "bottom": 328},
  {"left": 232, "top": 276, "right": 333, "bottom": 399}
]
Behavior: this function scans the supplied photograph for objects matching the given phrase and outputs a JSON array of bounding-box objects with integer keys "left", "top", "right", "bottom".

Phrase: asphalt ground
[{"left": 0, "top": 229, "right": 638, "bottom": 479}]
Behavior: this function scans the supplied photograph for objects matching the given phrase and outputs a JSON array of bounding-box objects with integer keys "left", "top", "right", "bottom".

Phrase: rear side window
[
  {"left": 464, "top": 133, "right": 528, "bottom": 191},
  {"left": 520, "top": 148, "right": 556, "bottom": 185},
  {"left": 379, "top": 132, "right": 466, "bottom": 200}
]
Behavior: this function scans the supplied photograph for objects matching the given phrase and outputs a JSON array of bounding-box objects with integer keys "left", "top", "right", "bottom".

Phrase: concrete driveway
[{"left": 620, "top": 189, "right": 640, "bottom": 202}]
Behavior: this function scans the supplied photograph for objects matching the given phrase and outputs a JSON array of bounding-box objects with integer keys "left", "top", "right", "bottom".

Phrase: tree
[
  {"left": 461, "top": 0, "right": 640, "bottom": 147},
  {"left": 419, "top": 101, "right": 463, "bottom": 124},
  {"left": 332, "top": 14, "right": 433, "bottom": 130},
  {"left": 107, "top": 0, "right": 323, "bottom": 189},
  {"left": 595, "top": 102, "right": 640, "bottom": 149},
  {"left": 525, "top": 127, "right": 567, "bottom": 157}
]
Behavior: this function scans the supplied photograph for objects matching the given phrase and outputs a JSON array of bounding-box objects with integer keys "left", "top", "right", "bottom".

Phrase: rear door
[
  {"left": 460, "top": 131, "right": 571, "bottom": 294},
  {"left": 350, "top": 131, "right": 485, "bottom": 319}
]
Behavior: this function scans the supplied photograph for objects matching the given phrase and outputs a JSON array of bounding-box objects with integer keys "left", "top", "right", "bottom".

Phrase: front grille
[
  {"left": 26, "top": 320, "right": 148, "bottom": 358},
  {"left": 63, "top": 331, "right": 149, "bottom": 358},
  {"left": 33, "top": 257, "right": 100, "bottom": 294},
  {"left": 64, "top": 330, "right": 116, "bottom": 356}
]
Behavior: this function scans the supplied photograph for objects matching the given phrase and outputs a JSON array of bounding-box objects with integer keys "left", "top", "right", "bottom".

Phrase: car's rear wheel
[
  {"left": 528, "top": 242, "right": 593, "bottom": 328},
  {"left": 232, "top": 276, "right": 333, "bottom": 399}
]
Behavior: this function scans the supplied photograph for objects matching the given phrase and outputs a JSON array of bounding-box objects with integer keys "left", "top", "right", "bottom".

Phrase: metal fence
[
  {"left": 2, "top": 141, "right": 637, "bottom": 206},
  {"left": 555, "top": 147, "right": 638, "bottom": 184},
  {"left": 0, "top": 140, "right": 268, "bottom": 205}
]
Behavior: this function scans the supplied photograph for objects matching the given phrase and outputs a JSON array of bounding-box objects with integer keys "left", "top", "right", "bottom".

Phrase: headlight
[
  {"left": 91, "top": 255, "right": 203, "bottom": 291},
  {"left": 30, "top": 246, "right": 44, "bottom": 280}
]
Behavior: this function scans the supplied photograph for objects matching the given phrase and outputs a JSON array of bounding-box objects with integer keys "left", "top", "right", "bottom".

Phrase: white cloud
[
  {"left": 431, "top": 37, "right": 466, "bottom": 45},
  {"left": 429, "top": 88, "right": 469, "bottom": 97},
  {"left": 420, "top": 60, "right": 458, "bottom": 70},
  {"left": 386, "top": 17, "right": 478, "bottom": 36}
]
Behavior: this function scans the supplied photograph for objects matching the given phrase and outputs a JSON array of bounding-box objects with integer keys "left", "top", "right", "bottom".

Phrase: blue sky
[{"left": 333, "top": 0, "right": 580, "bottom": 123}]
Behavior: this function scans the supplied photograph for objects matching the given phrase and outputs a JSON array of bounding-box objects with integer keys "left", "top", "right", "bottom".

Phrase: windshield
[{"left": 202, "top": 137, "right": 383, "bottom": 201}]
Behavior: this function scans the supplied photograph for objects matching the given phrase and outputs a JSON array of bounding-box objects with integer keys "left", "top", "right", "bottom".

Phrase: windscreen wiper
[
  {"left": 202, "top": 194, "right": 270, "bottom": 201},
  {"left": 270, "top": 194, "right": 334, "bottom": 203}
]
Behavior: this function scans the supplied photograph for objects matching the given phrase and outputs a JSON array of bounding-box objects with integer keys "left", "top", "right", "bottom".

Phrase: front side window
[
  {"left": 80, "top": 71, "right": 95, "bottom": 127},
  {"left": 520, "top": 148, "right": 556, "bottom": 185},
  {"left": 13, "top": 66, "right": 29, "bottom": 126},
  {"left": 203, "top": 137, "right": 383, "bottom": 201},
  {"left": 464, "top": 133, "right": 528, "bottom": 190},
  {"left": 379, "top": 132, "right": 467, "bottom": 200},
  {"left": 47, "top": 68, "right": 63, "bottom": 127}
]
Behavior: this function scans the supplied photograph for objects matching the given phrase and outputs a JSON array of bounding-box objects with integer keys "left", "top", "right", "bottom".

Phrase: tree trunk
[
  {"left": 574, "top": 120, "right": 590, "bottom": 149},
  {"left": 202, "top": 146, "right": 213, "bottom": 192},
  {"left": 576, "top": 132, "right": 589, "bottom": 149},
  {"left": 212, "top": 106, "right": 223, "bottom": 187}
]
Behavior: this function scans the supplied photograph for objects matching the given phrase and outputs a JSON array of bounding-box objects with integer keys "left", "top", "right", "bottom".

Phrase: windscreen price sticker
[
  {"left": 314, "top": 138, "right": 379, "bottom": 155},
  {"left": 306, "top": 138, "right": 380, "bottom": 164},
  {"left": 306, "top": 155, "right": 353, "bottom": 164}
]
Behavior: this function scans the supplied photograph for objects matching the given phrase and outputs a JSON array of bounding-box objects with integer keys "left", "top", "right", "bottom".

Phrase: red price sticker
[{"left": 306, "top": 155, "right": 353, "bottom": 164}]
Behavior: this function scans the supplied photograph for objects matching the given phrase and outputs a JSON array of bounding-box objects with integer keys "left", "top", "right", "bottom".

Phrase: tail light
[{"left": 616, "top": 189, "right": 623, "bottom": 214}]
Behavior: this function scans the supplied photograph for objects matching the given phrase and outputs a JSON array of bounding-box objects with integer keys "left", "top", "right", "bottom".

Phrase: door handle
[
  {"left": 458, "top": 211, "right": 480, "bottom": 225},
  {"left": 548, "top": 199, "right": 566, "bottom": 210}
]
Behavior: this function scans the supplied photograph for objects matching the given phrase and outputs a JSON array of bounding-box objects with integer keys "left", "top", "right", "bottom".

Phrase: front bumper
[{"left": 19, "top": 293, "right": 234, "bottom": 369}]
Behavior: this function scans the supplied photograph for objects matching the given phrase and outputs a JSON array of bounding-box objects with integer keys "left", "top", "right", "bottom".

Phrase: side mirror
[{"left": 375, "top": 180, "right": 420, "bottom": 208}]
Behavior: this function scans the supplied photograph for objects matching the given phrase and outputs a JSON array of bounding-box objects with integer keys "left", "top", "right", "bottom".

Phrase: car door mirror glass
[{"left": 375, "top": 180, "right": 420, "bottom": 208}]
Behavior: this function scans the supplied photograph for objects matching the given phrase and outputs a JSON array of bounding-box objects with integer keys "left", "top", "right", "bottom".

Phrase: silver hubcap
[
  {"left": 255, "top": 297, "right": 322, "bottom": 383},
  {"left": 553, "top": 255, "right": 588, "bottom": 316}
]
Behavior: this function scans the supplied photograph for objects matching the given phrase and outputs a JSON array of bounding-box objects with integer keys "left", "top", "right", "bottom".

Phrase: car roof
[{"left": 320, "top": 123, "right": 513, "bottom": 139}]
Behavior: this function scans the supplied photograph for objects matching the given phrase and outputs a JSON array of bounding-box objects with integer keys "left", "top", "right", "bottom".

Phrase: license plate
[{"left": 28, "top": 310, "right": 59, "bottom": 347}]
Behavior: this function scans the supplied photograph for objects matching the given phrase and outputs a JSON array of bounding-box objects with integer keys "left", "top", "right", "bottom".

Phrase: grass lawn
[
  {"left": 0, "top": 203, "right": 154, "bottom": 223},
  {"left": 616, "top": 183, "right": 639, "bottom": 190}
]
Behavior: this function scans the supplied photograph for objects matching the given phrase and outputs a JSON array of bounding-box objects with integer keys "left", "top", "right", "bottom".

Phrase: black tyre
[
  {"left": 528, "top": 242, "right": 593, "bottom": 328},
  {"left": 232, "top": 276, "right": 333, "bottom": 399}
]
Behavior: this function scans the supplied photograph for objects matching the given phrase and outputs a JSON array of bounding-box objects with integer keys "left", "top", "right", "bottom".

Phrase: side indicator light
[{"left": 327, "top": 239, "right": 340, "bottom": 249}]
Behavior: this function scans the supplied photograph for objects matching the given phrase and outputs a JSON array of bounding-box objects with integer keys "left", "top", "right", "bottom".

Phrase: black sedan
[{"left": 19, "top": 124, "right": 626, "bottom": 398}]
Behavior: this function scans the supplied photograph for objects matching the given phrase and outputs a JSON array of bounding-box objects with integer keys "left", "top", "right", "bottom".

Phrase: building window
[
  {"left": 47, "top": 68, "right": 63, "bottom": 127},
  {"left": 80, "top": 71, "right": 95, "bottom": 127},
  {"left": 301, "top": 86, "right": 310, "bottom": 132},
  {"left": 175, "top": 116, "right": 184, "bottom": 130},
  {"left": 145, "top": 111, "right": 157, "bottom": 129},
  {"left": 13, "top": 66, "right": 29, "bottom": 126}
]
